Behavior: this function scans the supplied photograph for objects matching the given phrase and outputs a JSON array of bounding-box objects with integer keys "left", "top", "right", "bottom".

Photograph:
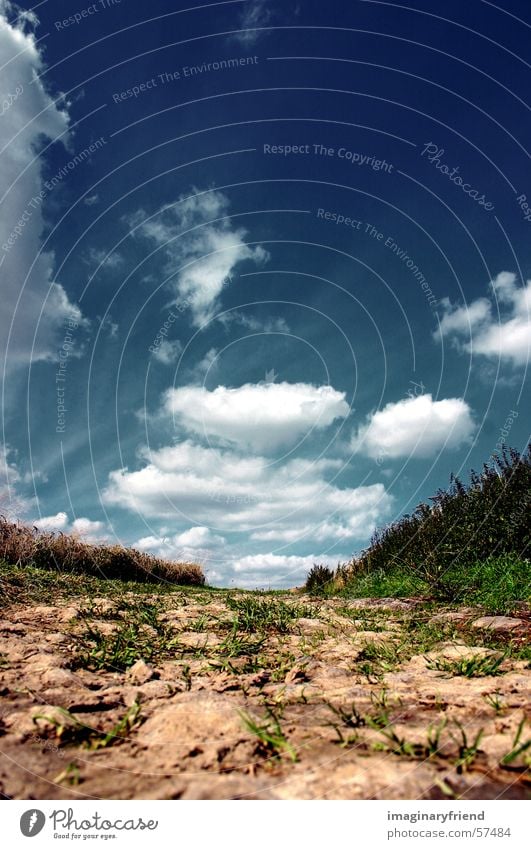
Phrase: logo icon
[{"left": 20, "top": 810, "right": 46, "bottom": 837}]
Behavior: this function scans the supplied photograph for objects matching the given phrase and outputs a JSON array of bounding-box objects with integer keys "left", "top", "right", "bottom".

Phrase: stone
[
  {"left": 470, "top": 616, "right": 525, "bottom": 633},
  {"left": 126, "top": 660, "right": 157, "bottom": 685}
]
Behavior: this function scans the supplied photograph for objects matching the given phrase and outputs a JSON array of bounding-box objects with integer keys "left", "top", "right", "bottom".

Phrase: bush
[
  {"left": 304, "top": 564, "right": 335, "bottom": 595},
  {"left": 0, "top": 517, "right": 204, "bottom": 586}
]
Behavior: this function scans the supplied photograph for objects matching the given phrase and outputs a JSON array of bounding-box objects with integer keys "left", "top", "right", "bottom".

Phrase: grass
[
  {"left": 500, "top": 717, "right": 531, "bottom": 768},
  {"left": 226, "top": 596, "right": 314, "bottom": 633},
  {"left": 0, "top": 517, "right": 204, "bottom": 591},
  {"left": 0, "top": 560, "right": 210, "bottom": 611},
  {"left": 450, "top": 721, "right": 484, "bottom": 773},
  {"left": 306, "top": 446, "right": 531, "bottom": 613},
  {"left": 338, "top": 567, "right": 429, "bottom": 600},
  {"left": 425, "top": 652, "right": 507, "bottom": 677},
  {"left": 239, "top": 707, "right": 298, "bottom": 762},
  {"left": 73, "top": 598, "right": 181, "bottom": 671},
  {"left": 33, "top": 701, "right": 142, "bottom": 749},
  {"left": 436, "top": 553, "right": 531, "bottom": 613}
]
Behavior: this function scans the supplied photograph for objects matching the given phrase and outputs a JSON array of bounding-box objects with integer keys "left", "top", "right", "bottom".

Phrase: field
[{"left": 0, "top": 561, "right": 529, "bottom": 800}]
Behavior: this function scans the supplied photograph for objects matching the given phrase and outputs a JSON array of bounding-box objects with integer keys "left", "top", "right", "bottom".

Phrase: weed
[
  {"left": 426, "top": 652, "right": 507, "bottom": 678},
  {"left": 483, "top": 692, "right": 506, "bottom": 714},
  {"left": 74, "top": 622, "right": 155, "bottom": 672},
  {"left": 357, "top": 641, "right": 401, "bottom": 671},
  {"left": 188, "top": 615, "right": 209, "bottom": 632},
  {"left": 33, "top": 701, "right": 141, "bottom": 749},
  {"left": 54, "top": 762, "right": 81, "bottom": 787},
  {"left": 450, "top": 721, "right": 484, "bottom": 773},
  {"left": 304, "top": 564, "right": 335, "bottom": 596},
  {"left": 500, "top": 716, "right": 531, "bottom": 769},
  {"left": 181, "top": 664, "right": 192, "bottom": 691},
  {"left": 239, "top": 708, "right": 298, "bottom": 762},
  {"left": 367, "top": 719, "right": 424, "bottom": 758},
  {"left": 226, "top": 596, "right": 314, "bottom": 634},
  {"left": 426, "top": 719, "right": 448, "bottom": 757}
]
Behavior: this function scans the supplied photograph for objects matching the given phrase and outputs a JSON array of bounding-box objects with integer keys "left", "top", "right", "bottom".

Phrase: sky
[{"left": 0, "top": 0, "right": 529, "bottom": 588}]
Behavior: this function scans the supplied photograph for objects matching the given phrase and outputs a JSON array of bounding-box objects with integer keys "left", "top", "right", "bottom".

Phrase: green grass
[
  {"left": 226, "top": 596, "right": 315, "bottom": 633},
  {"left": 500, "top": 717, "right": 531, "bottom": 768},
  {"left": 33, "top": 701, "right": 142, "bottom": 749},
  {"left": 73, "top": 598, "right": 181, "bottom": 671},
  {"left": 435, "top": 554, "right": 531, "bottom": 614},
  {"left": 338, "top": 567, "right": 429, "bottom": 599},
  {"left": 425, "top": 652, "right": 507, "bottom": 678},
  {"left": 239, "top": 707, "right": 298, "bottom": 762},
  {"left": 0, "top": 560, "right": 212, "bottom": 609}
]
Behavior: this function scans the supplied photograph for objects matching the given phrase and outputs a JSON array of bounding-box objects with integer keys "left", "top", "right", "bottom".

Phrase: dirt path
[{"left": 1, "top": 590, "right": 529, "bottom": 799}]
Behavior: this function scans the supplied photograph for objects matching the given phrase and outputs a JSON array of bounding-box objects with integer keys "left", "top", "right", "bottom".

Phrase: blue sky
[{"left": 0, "top": 0, "right": 529, "bottom": 587}]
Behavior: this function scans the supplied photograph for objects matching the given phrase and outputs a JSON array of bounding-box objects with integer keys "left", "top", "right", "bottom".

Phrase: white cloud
[
  {"left": 175, "top": 526, "right": 225, "bottom": 547},
  {"left": 435, "top": 271, "right": 531, "bottom": 366},
  {"left": 164, "top": 381, "right": 350, "bottom": 451},
  {"left": 131, "top": 190, "right": 268, "bottom": 326},
  {"left": 151, "top": 338, "right": 182, "bottom": 365},
  {"left": 0, "top": 8, "right": 85, "bottom": 369},
  {"left": 33, "top": 511, "right": 69, "bottom": 531},
  {"left": 354, "top": 394, "right": 475, "bottom": 460},
  {"left": 31, "top": 511, "right": 108, "bottom": 541},
  {"left": 103, "top": 439, "right": 392, "bottom": 545},
  {"left": 0, "top": 442, "right": 32, "bottom": 517},
  {"left": 208, "top": 553, "right": 344, "bottom": 590},
  {"left": 71, "top": 517, "right": 108, "bottom": 542},
  {"left": 134, "top": 525, "right": 226, "bottom": 564}
]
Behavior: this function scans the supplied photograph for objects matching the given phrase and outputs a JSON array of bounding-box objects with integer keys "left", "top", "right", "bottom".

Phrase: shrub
[{"left": 305, "top": 564, "right": 335, "bottom": 595}]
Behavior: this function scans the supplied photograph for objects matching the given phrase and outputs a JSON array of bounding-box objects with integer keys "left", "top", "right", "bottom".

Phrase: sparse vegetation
[
  {"left": 226, "top": 595, "right": 314, "bottom": 633},
  {"left": 240, "top": 707, "right": 298, "bottom": 762},
  {"left": 33, "top": 701, "right": 142, "bottom": 749},
  {"left": 425, "top": 652, "right": 507, "bottom": 678}
]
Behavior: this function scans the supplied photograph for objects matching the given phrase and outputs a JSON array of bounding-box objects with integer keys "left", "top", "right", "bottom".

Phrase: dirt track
[{"left": 1, "top": 591, "right": 529, "bottom": 800}]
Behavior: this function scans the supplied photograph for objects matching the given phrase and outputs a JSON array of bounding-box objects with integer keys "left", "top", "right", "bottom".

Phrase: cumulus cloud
[
  {"left": 208, "top": 552, "right": 344, "bottom": 589},
  {"left": 163, "top": 381, "right": 350, "bottom": 451},
  {"left": 134, "top": 525, "right": 226, "bottom": 563},
  {"left": 33, "top": 511, "right": 69, "bottom": 531},
  {"left": 103, "top": 439, "right": 392, "bottom": 545},
  {"left": 131, "top": 190, "right": 268, "bottom": 327},
  {"left": 71, "top": 517, "right": 108, "bottom": 542},
  {"left": 354, "top": 394, "right": 475, "bottom": 460},
  {"left": 435, "top": 272, "right": 531, "bottom": 366},
  {"left": 33, "top": 512, "right": 108, "bottom": 541},
  {"left": 0, "top": 7, "right": 85, "bottom": 369}
]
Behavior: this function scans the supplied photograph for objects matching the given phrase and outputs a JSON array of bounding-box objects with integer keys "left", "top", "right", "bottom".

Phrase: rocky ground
[{"left": 0, "top": 587, "right": 530, "bottom": 800}]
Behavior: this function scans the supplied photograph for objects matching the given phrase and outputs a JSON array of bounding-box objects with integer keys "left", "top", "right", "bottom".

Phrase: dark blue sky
[{"left": 1, "top": 0, "right": 529, "bottom": 586}]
